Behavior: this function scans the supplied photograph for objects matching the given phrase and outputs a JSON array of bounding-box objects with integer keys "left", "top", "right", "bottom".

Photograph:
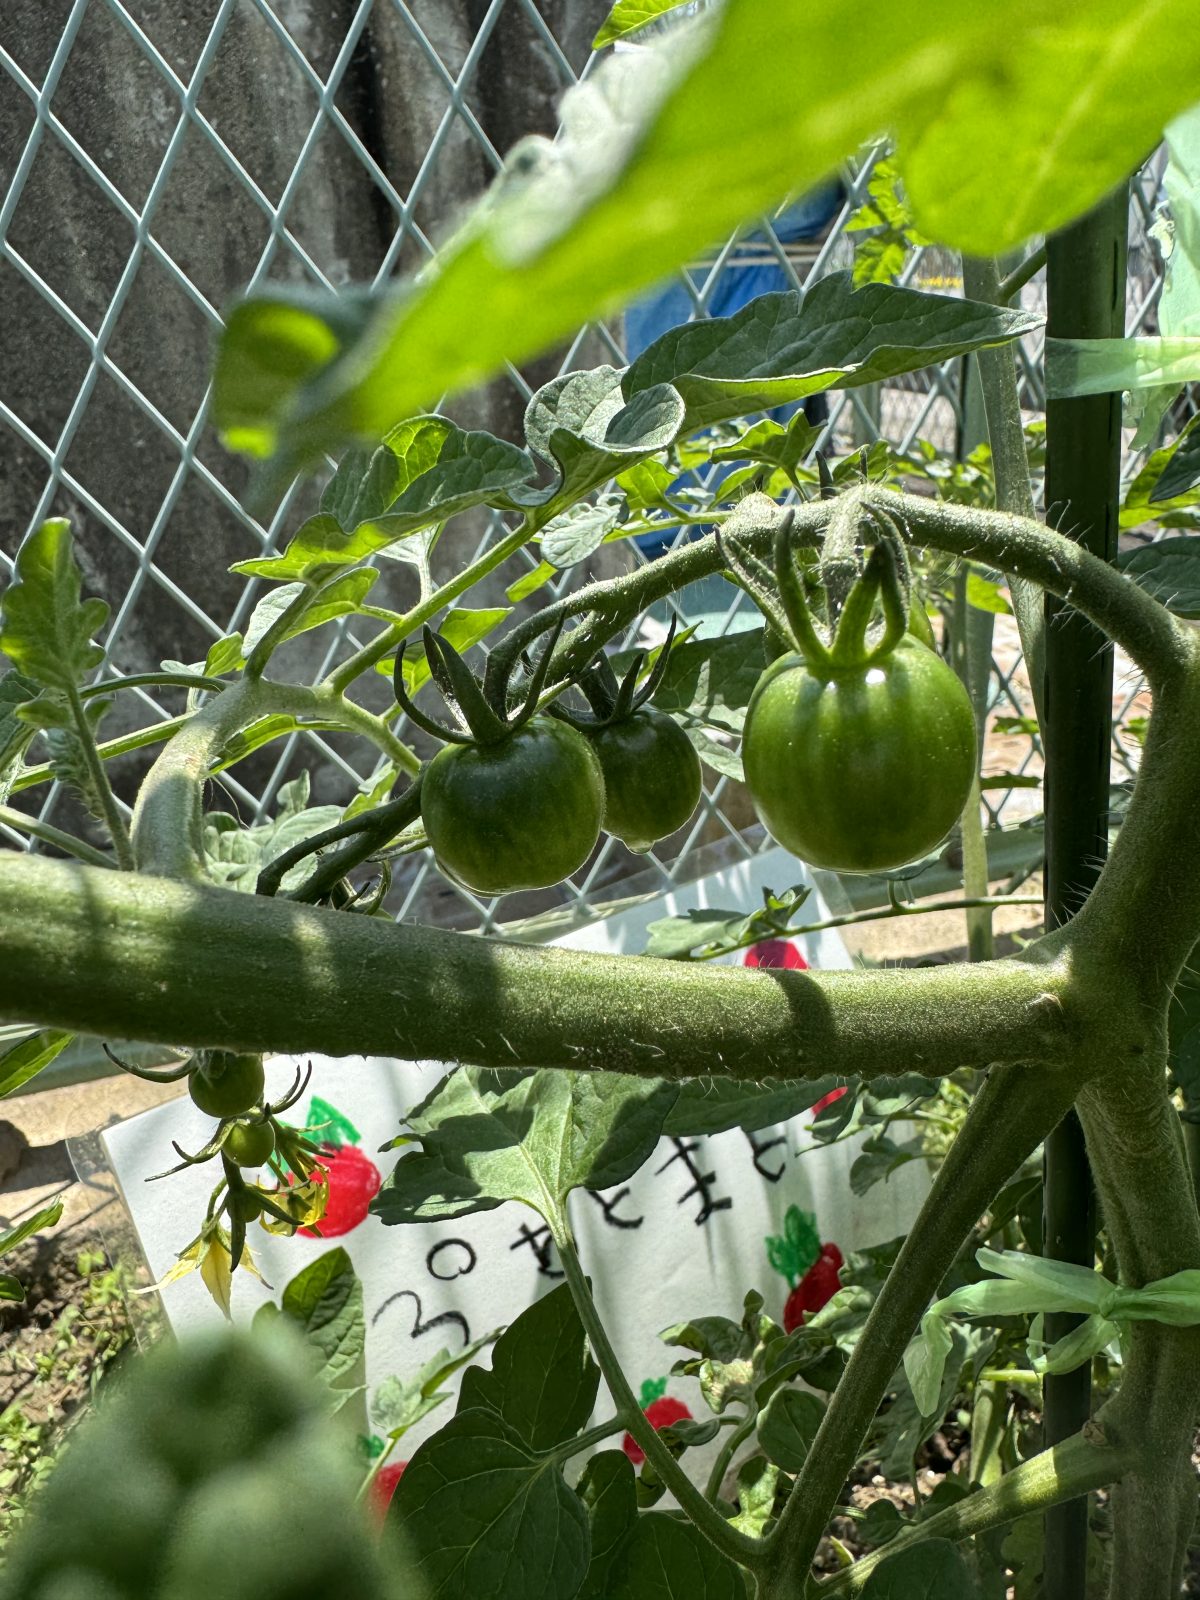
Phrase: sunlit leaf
[
  {"left": 623, "top": 276, "right": 1039, "bottom": 432},
  {"left": 0, "top": 520, "right": 108, "bottom": 692},
  {"left": 594, "top": 0, "right": 695, "bottom": 48},
  {"left": 0, "top": 1030, "right": 74, "bottom": 1098},
  {"left": 374, "top": 1067, "right": 678, "bottom": 1224}
]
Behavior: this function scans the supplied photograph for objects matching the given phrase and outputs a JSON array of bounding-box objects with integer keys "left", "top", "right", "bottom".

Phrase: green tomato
[
  {"left": 188, "top": 1051, "right": 265, "bottom": 1120},
  {"left": 224, "top": 1119, "right": 276, "bottom": 1168},
  {"left": 742, "top": 636, "right": 976, "bottom": 873},
  {"left": 421, "top": 716, "right": 605, "bottom": 895},
  {"left": 586, "top": 709, "right": 702, "bottom": 853}
]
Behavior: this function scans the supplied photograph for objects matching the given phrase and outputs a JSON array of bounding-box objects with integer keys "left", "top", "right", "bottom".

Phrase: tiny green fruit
[
  {"left": 224, "top": 1119, "right": 276, "bottom": 1168},
  {"left": 188, "top": 1052, "right": 265, "bottom": 1120}
]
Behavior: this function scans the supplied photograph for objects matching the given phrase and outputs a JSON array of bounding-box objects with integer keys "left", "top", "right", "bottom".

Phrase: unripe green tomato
[
  {"left": 188, "top": 1051, "right": 265, "bottom": 1119},
  {"left": 742, "top": 635, "right": 976, "bottom": 873},
  {"left": 224, "top": 1118, "right": 276, "bottom": 1168},
  {"left": 586, "top": 709, "right": 702, "bottom": 853},
  {"left": 421, "top": 717, "right": 605, "bottom": 895}
]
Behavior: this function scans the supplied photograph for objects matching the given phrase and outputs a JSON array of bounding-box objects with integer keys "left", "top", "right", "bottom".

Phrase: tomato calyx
[
  {"left": 546, "top": 620, "right": 702, "bottom": 854},
  {"left": 392, "top": 614, "right": 568, "bottom": 749},
  {"left": 719, "top": 499, "right": 914, "bottom": 675}
]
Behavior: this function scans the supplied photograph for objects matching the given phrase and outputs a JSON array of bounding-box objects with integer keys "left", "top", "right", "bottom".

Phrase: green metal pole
[{"left": 1041, "top": 182, "right": 1129, "bottom": 1598}]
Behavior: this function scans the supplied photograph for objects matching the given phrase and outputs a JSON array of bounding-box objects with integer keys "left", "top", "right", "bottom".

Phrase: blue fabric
[{"left": 623, "top": 181, "right": 844, "bottom": 558}]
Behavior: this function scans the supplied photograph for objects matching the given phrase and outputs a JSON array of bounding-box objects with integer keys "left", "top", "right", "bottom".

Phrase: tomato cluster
[{"left": 405, "top": 622, "right": 701, "bottom": 897}]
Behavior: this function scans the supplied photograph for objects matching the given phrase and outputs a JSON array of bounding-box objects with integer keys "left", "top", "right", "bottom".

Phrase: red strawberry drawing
[
  {"left": 809, "top": 1085, "right": 849, "bottom": 1117},
  {"left": 293, "top": 1096, "right": 382, "bottom": 1238},
  {"left": 622, "top": 1376, "right": 693, "bottom": 1465},
  {"left": 782, "top": 1243, "right": 844, "bottom": 1333},
  {"left": 766, "top": 1205, "right": 844, "bottom": 1333},
  {"left": 743, "top": 938, "right": 808, "bottom": 971},
  {"left": 370, "top": 1460, "right": 408, "bottom": 1517}
]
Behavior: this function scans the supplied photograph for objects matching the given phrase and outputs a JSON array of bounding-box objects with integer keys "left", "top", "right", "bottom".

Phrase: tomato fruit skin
[
  {"left": 586, "top": 708, "right": 701, "bottom": 853},
  {"left": 421, "top": 716, "right": 605, "bottom": 894},
  {"left": 742, "top": 636, "right": 976, "bottom": 873},
  {"left": 224, "top": 1118, "right": 275, "bottom": 1168},
  {"left": 188, "top": 1051, "right": 265, "bottom": 1119}
]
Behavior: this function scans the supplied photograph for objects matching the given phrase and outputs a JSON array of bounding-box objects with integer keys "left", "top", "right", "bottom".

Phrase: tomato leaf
[
  {"left": 0, "top": 1030, "right": 74, "bottom": 1098},
  {"left": 0, "top": 1198, "right": 64, "bottom": 1262},
  {"left": 374, "top": 1067, "right": 678, "bottom": 1224},
  {"left": 391, "top": 1407, "right": 589, "bottom": 1600},
  {"left": 609, "top": 1510, "right": 748, "bottom": 1597},
  {"left": 242, "top": 569, "right": 379, "bottom": 656},
  {"left": 665, "top": 1076, "right": 844, "bottom": 1138},
  {"left": 541, "top": 500, "right": 624, "bottom": 569},
  {"left": 594, "top": 0, "right": 695, "bottom": 48},
  {"left": 1120, "top": 538, "right": 1200, "bottom": 619},
  {"left": 0, "top": 520, "right": 108, "bottom": 693},
  {"left": 372, "top": 1329, "right": 499, "bottom": 1441},
  {"left": 577, "top": 1451, "right": 638, "bottom": 1600},
  {"left": 278, "top": 1246, "right": 366, "bottom": 1399},
  {"left": 456, "top": 1284, "right": 599, "bottom": 1451},
  {"left": 861, "top": 1538, "right": 978, "bottom": 1599},
  {"left": 1151, "top": 415, "right": 1200, "bottom": 505},
  {"left": 0, "top": 671, "right": 39, "bottom": 801},
  {"left": 517, "top": 367, "right": 686, "bottom": 514},
  {"left": 757, "top": 1386, "right": 826, "bottom": 1473},
  {"left": 234, "top": 418, "right": 535, "bottom": 582},
  {"left": 650, "top": 628, "right": 764, "bottom": 733},
  {"left": 623, "top": 276, "right": 1040, "bottom": 433}
]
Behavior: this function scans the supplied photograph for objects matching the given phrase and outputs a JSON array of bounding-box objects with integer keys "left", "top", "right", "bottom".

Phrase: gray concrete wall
[{"left": 0, "top": 0, "right": 611, "bottom": 733}]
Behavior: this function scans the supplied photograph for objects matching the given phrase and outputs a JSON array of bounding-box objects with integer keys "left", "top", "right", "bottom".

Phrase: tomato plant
[{"left": 3, "top": 4, "right": 1200, "bottom": 1599}]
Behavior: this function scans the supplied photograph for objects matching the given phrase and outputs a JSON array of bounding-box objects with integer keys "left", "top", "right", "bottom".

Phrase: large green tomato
[
  {"left": 587, "top": 708, "right": 702, "bottom": 853},
  {"left": 742, "top": 636, "right": 976, "bottom": 873},
  {"left": 421, "top": 716, "right": 605, "bottom": 894}
]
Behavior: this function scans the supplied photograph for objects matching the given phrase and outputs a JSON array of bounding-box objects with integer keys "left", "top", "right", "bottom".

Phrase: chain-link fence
[{"left": 0, "top": 0, "right": 1179, "bottom": 945}]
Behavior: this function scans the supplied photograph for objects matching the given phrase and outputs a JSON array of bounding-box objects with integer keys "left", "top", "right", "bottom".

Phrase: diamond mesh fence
[{"left": 0, "top": 0, "right": 1180, "bottom": 945}]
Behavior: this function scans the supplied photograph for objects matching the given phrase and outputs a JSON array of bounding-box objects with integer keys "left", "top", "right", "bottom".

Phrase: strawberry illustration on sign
[
  {"left": 766, "top": 1204, "right": 844, "bottom": 1334},
  {"left": 743, "top": 938, "right": 807, "bottom": 972},
  {"left": 622, "top": 1376, "right": 692, "bottom": 1465},
  {"left": 295, "top": 1096, "right": 382, "bottom": 1239},
  {"left": 370, "top": 1460, "right": 408, "bottom": 1518}
]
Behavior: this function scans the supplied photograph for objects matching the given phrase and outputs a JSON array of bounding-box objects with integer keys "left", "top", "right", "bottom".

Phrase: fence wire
[{"left": 0, "top": 0, "right": 1178, "bottom": 937}]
